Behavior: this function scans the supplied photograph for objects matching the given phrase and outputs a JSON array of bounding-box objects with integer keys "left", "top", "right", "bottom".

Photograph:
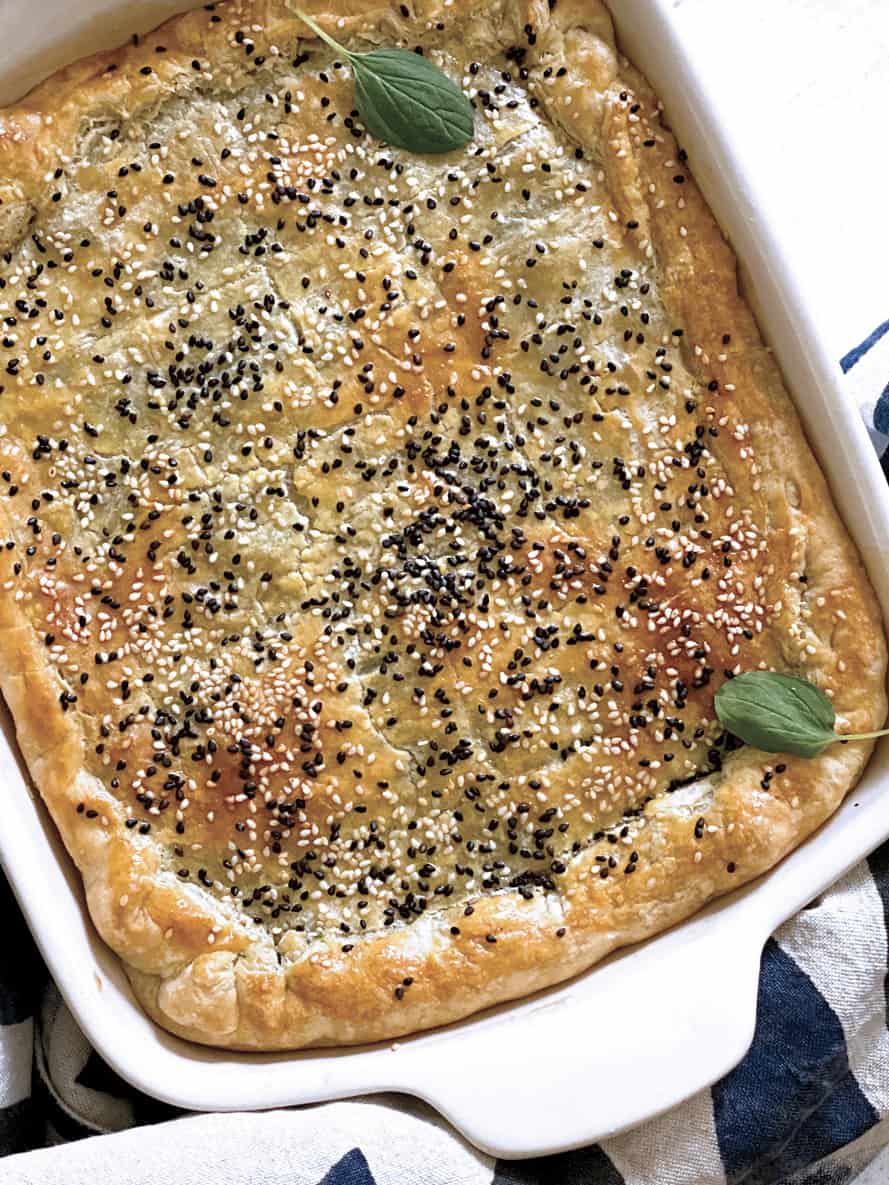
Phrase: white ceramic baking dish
[{"left": 1, "top": 0, "right": 888, "bottom": 1160}]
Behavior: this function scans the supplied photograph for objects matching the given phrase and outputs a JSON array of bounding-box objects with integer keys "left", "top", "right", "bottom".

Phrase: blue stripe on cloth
[
  {"left": 866, "top": 840, "right": 889, "bottom": 1021},
  {"left": 712, "top": 938, "right": 877, "bottom": 1185},
  {"left": 873, "top": 379, "right": 889, "bottom": 436},
  {"left": 840, "top": 316, "right": 889, "bottom": 373},
  {"left": 0, "top": 868, "right": 45, "bottom": 1025},
  {"left": 29, "top": 1067, "right": 100, "bottom": 1146},
  {"left": 316, "top": 1148, "right": 377, "bottom": 1185},
  {"left": 788, "top": 1162, "right": 858, "bottom": 1185},
  {"left": 0, "top": 1100, "right": 37, "bottom": 1157},
  {"left": 493, "top": 1145, "right": 624, "bottom": 1184}
]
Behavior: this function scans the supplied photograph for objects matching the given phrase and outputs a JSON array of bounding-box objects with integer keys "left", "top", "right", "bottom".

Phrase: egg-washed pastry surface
[{"left": 0, "top": 0, "right": 884, "bottom": 1049}]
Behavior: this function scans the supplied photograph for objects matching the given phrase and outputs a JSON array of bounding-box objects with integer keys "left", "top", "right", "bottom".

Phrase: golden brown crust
[{"left": 0, "top": 0, "right": 884, "bottom": 1049}]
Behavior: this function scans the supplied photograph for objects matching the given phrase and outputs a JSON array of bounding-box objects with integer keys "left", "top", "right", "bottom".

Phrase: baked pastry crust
[{"left": 0, "top": 0, "right": 884, "bottom": 1049}]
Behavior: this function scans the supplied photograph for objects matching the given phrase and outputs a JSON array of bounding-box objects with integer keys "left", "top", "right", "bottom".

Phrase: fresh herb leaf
[
  {"left": 297, "top": 11, "right": 474, "bottom": 154},
  {"left": 351, "top": 49, "right": 474, "bottom": 154},
  {"left": 714, "top": 670, "right": 889, "bottom": 758}
]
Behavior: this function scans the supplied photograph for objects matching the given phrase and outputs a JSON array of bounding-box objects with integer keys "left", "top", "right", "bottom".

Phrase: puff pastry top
[{"left": 0, "top": 0, "right": 884, "bottom": 1049}]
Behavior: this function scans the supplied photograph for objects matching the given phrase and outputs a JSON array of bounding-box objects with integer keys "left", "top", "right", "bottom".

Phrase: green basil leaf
[
  {"left": 351, "top": 48, "right": 474, "bottom": 154},
  {"left": 714, "top": 671, "right": 838, "bottom": 758}
]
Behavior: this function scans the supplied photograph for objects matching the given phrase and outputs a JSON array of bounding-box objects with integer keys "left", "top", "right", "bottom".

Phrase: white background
[{"left": 671, "top": 0, "right": 889, "bottom": 377}]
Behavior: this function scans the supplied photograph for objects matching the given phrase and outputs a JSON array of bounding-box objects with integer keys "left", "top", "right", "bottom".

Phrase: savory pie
[{"left": 0, "top": 0, "right": 884, "bottom": 1049}]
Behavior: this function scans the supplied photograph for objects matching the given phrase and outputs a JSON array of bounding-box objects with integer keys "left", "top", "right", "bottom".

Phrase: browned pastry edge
[{"left": 0, "top": 0, "right": 884, "bottom": 1049}]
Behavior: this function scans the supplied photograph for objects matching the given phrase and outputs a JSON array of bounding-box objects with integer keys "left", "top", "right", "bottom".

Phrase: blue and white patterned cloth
[
  {"left": 847, "top": 320, "right": 889, "bottom": 468},
  {"left": 0, "top": 322, "right": 888, "bottom": 1185}
]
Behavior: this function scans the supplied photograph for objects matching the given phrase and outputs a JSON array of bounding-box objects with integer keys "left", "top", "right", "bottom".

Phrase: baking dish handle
[{"left": 386, "top": 921, "right": 765, "bottom": 1159}]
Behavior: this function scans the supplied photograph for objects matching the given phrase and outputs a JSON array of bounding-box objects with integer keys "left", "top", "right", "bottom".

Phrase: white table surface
[{"left": 671, "top": 0, "right": 889, "bottom": 378}]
